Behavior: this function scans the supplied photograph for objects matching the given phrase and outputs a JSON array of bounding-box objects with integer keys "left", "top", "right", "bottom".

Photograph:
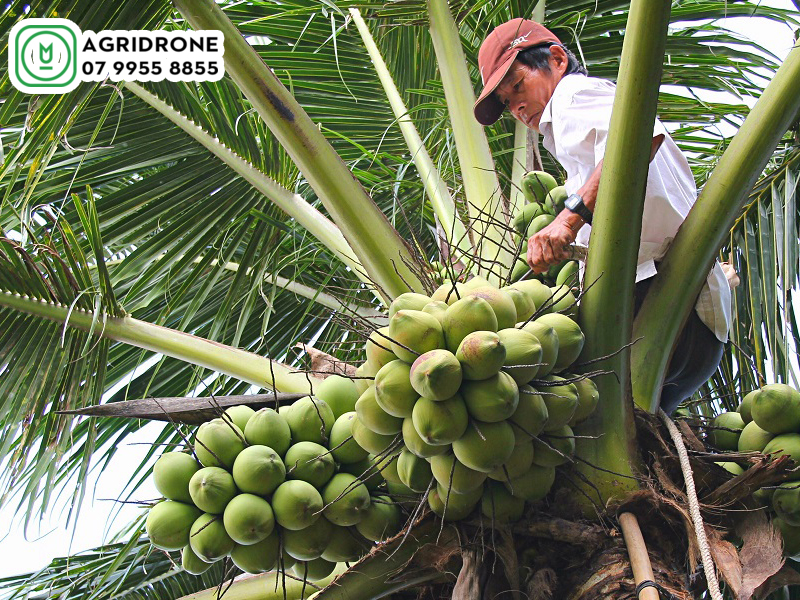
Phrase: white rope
[{"left": 658, "top": 409, "right": 724, "bottom": 600}]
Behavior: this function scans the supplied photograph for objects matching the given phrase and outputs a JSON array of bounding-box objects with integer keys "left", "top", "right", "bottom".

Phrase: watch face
[{"left": 565, "top": 194, "right": 581, "bottom": 211}]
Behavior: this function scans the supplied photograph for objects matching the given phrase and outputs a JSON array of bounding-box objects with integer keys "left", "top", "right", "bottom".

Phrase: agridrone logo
[{"left": 10, "top": 18, "right": 224, "bottom": 94}]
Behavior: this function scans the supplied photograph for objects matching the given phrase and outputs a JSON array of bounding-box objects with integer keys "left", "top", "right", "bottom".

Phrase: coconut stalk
[
  {"left": 172, "top": 0, "right": 426, "bottom": 301},
  {"left": 426, "top": 0, "right": 513, "bottom": 284},
  {"left": 574, "top": 0, "right": 673, "bottom": 506},
  {"left": 631, "top": 44, "right": 800, "bottom": 413},
  {"left": 0, "top": 290, "right": 322, "bottom": 394},
  {"left": 349, "top": 8, "right": 471, "bottom": 260}
]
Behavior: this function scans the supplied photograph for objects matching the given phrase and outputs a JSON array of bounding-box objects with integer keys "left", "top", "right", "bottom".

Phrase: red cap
[{"left": 474, "top": 18, "right": 561, "bottom": 126}]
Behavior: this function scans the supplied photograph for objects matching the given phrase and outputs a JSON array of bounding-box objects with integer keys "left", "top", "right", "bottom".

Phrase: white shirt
[{"left": 538, "top": 74, "right": 731, "bottom": 343}]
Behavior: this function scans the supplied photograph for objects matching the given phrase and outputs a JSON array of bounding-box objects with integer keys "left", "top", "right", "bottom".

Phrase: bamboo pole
[{"left": 618, "top": 512, "right": 660, "bottom": 600}]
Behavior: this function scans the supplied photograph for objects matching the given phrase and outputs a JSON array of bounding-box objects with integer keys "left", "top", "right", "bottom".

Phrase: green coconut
[
  {"left": 544, "top": 186, "right": 568, "bottom": 215},
  {"left": 738, "top": 421, "right": 776, "bottom": 453},
  {"left": 350, "top": 415, "right": 397, "bottom": 455},
  {"left": 354, "top": 361, "right": 377, "bottom": 395},
  {"left": 389, "top": 292, "right": 432, "bottom": 318},
  {"left": 283, "top": 517, "right": 334, "bottom": 560},
  {"left": 547, "top": 285, "right": 578, "bottom": 315},
  {"left": 431, "top": 281, "right": 467, "bottom": 305},
  {"left": 430, "top": 452, "right": 487, "bottom": 494},
  {"left": 555, "top": 261, "right": 580, "bottom": 288},
  {"left": 715, "top": 461, "right": 745, "bottom": 476},
  {"left": 315, "top": 374, "right": 360, "bottom": 419},
  {"left": 774, "top": 483, "right": 800, "bottom": 526},
  {"left": 329, "top": 412, "right": 369, "bottom": 464},
  {"left": 532, "top": 426, "right": 575, "bottom": 467},
  {"left": 337, "top": 455, "right": 384, "bottom": 492},
  {"left": 456, "top": 331, "right": 506, "bottom": 381},
  {"left": 466, "top": 286, "right": 518, "bottom": 330},
  {"left": 365, "top": 326, "right": 398, "bottom": 369},
  {"left": 774, "top": 517, "right": 800, "bottom": 557},
  {"left": 510, "top": 279, "right": 552, "bottom": 313},
  {"left": 763, "top": 433, "right": 800, "bottom": 465},
  {"left": 182, "top": 544, "right": 213, "bottom": 574},
  {"left": 146, "top": 500, "right": 203, "bottom": 551},
  {"left": 230, "top": 529, "right": 280, "bottom": 573},
  {"left": 568, "top": 377, "right": 600, "bottom": 425},
  {"left": 322, "top": 473, "right": 372, "bottom": 526},
  {"left": 231, "top": 445, "right": 285, "bottom": 497},
  {"left": 461, "top": 372, "right": 519, "bottom": 422},
  {"left": 521, "top": 170, "right": 558, "bottom": 204},
  {"left": 374, "top": 359, "right": 418, "bottom": 418},
  {"left": 356, "top": 385, "right": 404, "bottom": 435},
  {"left": 153, "top": 452, "right": 199, "bottom": 504},
  {"left": 284, "top": 441, "right": 336, "bottom": 489},
  {"left": 503, "top": 287, "right": 536, "bottom": 322},
  {"left": 411, "top": 394, "right": 469, "bottom": 446},
  {"left": 189, "top": 513, "right": 235, "bottom": 562},
  {"left": 505, "top": 464, "right": 556, "bottom": 502},
  {"left": 371, "top": 452, "right": 402, "bottom": 485},
  {"left": 520, "top": 321, "right": 559, "bottom": 375},
  {"left": 526, "top": 214, "right": 555, "bottom": 238},
  {"left": 388, "top": 310, "right": 445, "bottom": 363},
  {"left": 481, "top": 480, "right": 525, "bottom": 522},
  {"left": 709, "top": 411, "right": 745, "bottom": 451},
  {"left": 194, "top": 418, "right": 246, "bottom": 469},
  {"left": 422, "top": 300, "right": 449, "bottom": 324},
  {"left": 497, "top": 328, "right": 543, "bottom": 385},
  {"left": 409, "top": 349, "right": 463, "bottom": 400},
  {"left": 402, "top": 417, "right": 449, "bottom": 458},
  {"left": 224, "top": 405, "right": 255, "bottom": 433},
  {"left": 442, "top": 296, "right": 499, "bottom": 353},
  {"left": 222, "top": 493, "right": 275, "bottom": 545},
  {"left": 321, "top": 526, "right": 370, "bottom": 562},
  {"left": 738, "top": 389, "right": 758, "bottom": 424},
  {"left": 243, "top": 408, "right": 292, "bottom": 456},
  {"left": 271, "top": 480, "right": 324, "bottom": 531},
  {"left": 452, "top": 420, "right": 516, "bottom": 474},
  {"left": 512, "top": 201, "right": 549, "bottom": 233},
  {"left": 355, "top": 495, "right": 403, "bottom": 541},
  {"left": 293, "top": 557, "right": 337, "bottom": 582},
  {"left": 428, "top": 484, "right": 482, "bottom": 521},
  {"left": 510, "top": 386, "right": 549, "bottom": 440},
  {"left": 188, "top": 467, "right": 238, "bottom": 514},
  {"left": 752, "top": 384, "right": 800, "bottom": 434},
  {"left": 286, "top": 396, "right": 335, "bottom": 445},
  {"left": 534, "top": 313, "right": 584, "bottom": 372},
  {"left": 396, "top": 449, "right": 434, "bottom": 492},
  {"left": 537, "top": 376, "right": 579, "bottom": 430},
  {"left": 487, "top": 441, "right": 535, "bottom": 481}
]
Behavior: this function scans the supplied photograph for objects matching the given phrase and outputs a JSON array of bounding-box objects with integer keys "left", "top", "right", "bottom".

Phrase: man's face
[{"left": 494, "top": 60, "right": 561, "bottom": 132}]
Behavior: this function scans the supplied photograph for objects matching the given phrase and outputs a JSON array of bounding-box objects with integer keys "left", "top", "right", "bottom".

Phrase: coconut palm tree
[{"left": 1, "top": 0, "right": 799, "bottom": 597}]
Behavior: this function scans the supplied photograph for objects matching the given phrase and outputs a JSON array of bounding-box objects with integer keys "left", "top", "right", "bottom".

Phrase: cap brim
[{"left": 474, "top": 53, "right": 518, "bottom": 126}]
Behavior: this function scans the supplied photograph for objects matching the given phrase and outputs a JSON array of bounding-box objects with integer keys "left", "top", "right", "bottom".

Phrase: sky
[{"left": 0, "top": 0, "right": 799, "bottom": 584}]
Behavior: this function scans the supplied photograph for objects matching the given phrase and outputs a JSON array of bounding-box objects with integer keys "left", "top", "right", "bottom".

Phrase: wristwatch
[{"left": 564, "top": 193, "right": 593, "bottom": 225}]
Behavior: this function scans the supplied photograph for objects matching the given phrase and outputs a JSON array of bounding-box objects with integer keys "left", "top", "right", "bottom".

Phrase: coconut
[
  {"left": 224, "top": 405, "right": 255, "bottom": 433},
  {"left": 442, "top": 296, "right": 498, "bottom": 353},
  {"left": 322, "top": 473, "right": 372, "bottom": 526},
  {"left": 431, "top": 281, "right": 467, "bottom": 305},
  {"left": 350, "top": 415, "right": 397, "bottom": 455},
  {"left": 388, "top": 310, "right": 445, "bottom": 363},
  {"left": 402, "top": 417, "right": 448, "bottom": 458},
  {"left": 356, "top": 385, "right": 403, "bottom": 435},
  {"left": 453, "top": 420, "right": 516, "bottom": 474},
  {"left": 188, "top": 467, "right": 238, "bottom": 514},
  {"left": 284, "top": 441, "right": 336, "bottom": 489},
  {"left": 503, "top": 287, "right": 536, "bottom": 322},
  {"left": 354, "top": 362, "right": 377, "bottom": 395},
  {"left": 549, "top": 285, "right": 578, "bottom": 315},
  {"left": 322, "top": 526, "right": 370, "bottom": 562},
  {"left": 396, "top": 449, "right": 434, "bottom": 492},
  {"left": 329, "top": 412, "right": 369, "bottom": 464},
  {"left": 461, "top": 372, "right": 519, "bottom": 422},
  {"left": 497, "top": 328, "right": 543, "bottom": 385},
  {"left": 526, "top": 214, "right": 555, "bottom": 238},
  {"left": 773, "top": 483, "right": 800, "bottom": 526},
  {"left": 519, "top": 321, "right": 559, "bottom": 375},
  {"left": 763, "top": 434, "right": 800, "bottom": 465},
  {"left": 337, "top": 456, "right": 383, "bottom": 492},
  {"left": 410, "top": 349, "right": 463, "bottom": 400},
  {"left": 510, "top": 386, "right": 549, "bottom": 440},
  {"left": 510, "top": 279, "right": 552, "bottom": 313},
  {"left": 752, "top": 384, "right": 800, "bottom": 434},
  {"left": 487, "top": 441, "right": 535, "bottom": 482},
  {"left": 422, "top": 300, "right": 449, "bottom": 324},
  {"left": 230, "top": 529, "right": 280, "bottom": 573},
  {"left": 715, "top": 461, "right": 745, "bottom": 476},
  {"left": 738, "top": 389, "right": 758, "bottom": 423},
  {"left": 293, "top": 557, "right": 337, "bottom": 582},
  {"left": 465, "top": 287, "right": 517, "bottom": 330},
  {"left": 371, "top": 452, "right": 402, "bottom": 485},
  {"left": 534, "top": 313, "right": 584, "bottom": 372},
  {"left": 286, "top": 396, "right": 335, "bottom": 445},
  {"left": 774, "top": 517, "right": 800, "bottom": 557},
  {"left": 189, "top": 513, "right": 236, "bottom": 562},
  {"left": 283, "top": 517, "right": 334, "bottom": 560},
  {"left": 146, "top": 500, "right": 202, "bottom": 551},
  {"left": 355, "top": 495, "right": 402, "bottom": 541},
  {"left": 512, "top": 202, "right": 549, "bottom": 233},
  {"left": 532, "top": 425, "right": 575, "bottom": 467},
  {"left": 271, "top": 480, "right": 324, "bottom": 530},
  {"left": 243, "top": 408, "right": 292, "bottom": 456},
  {"left": 365, "top": 327, "right": 398, "bottom": 369},
  {"left": 481, "top": 480, "right": 525, "bottom": 522},
  {"left": 153, "top": 452, "right": 199, "bottom": 504},
  {"left": 568, "top": 376, "right": 600, "bottom": 425},
  {"left": 222, "top": 493, "right": 275, "bottom": 545},
  {"left": 182, "top": 544, "right": 213, "bottom": 574},
  {"left": 374, "top": 360, "right": 418, "bottom": 418},
  {"left": 456, "top": 331, "right": 506, "bottom": 381},
  {"left": 315, "top": 374, "right": 360, "bottom": 419},
  {"left": 430, "top": 452, "right": 487, "bottom": 494},
  {"left": 428, "top": 484, "right": 482, "bottom": 521},
  {"left": 738, "top": 421, "right": 776, "bottom": 453},
  {"left": 232, "top": 445, "right": 286, "bottom": 496},
  {"left": 710, "top": 411, "right": 745, "bottom": 451},
  {"left": 411, "top": 394, "right": 468, "bottom": 446},
  {"left": 389, "top": 292, "right": 432, "bottom": 318},
  {"left": 194, "top": 418, "right": 246, "bottom": 469},
  {"left": 504, "top": 464, "right": 556, "bottom": 502},
  {"left": 522, "top": 171, "right": 558, "bottom": 204},
  {"left": 536, "top": 376, "right": 579, "bottom": 430}
]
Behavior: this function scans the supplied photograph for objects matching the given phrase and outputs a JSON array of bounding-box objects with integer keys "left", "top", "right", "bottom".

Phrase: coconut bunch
[
  {"left": 509, "top": 169, "right": 579, "bottom": 287},
  {"left": 351, "top": 278, "right": 599, "bottom": 523},
  {"left": 705, "top": 383, "right": 800, "bottom": 558},
  {"left": 145, "top": 397, "right": 407, "bottom": 580}
]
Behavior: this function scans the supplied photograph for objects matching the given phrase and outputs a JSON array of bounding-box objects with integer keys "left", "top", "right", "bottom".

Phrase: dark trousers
[{"left": 633, "top": 276, "right": 724, "bottom": 414}]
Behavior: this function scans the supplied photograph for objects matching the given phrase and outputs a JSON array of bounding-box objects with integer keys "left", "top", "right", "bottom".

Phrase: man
[{"left": 473, "top": 18, "right": 732, "bottom": 414}]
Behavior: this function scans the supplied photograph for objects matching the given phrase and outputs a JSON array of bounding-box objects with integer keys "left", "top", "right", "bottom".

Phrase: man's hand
[{"left": 526, "top": 214, "right": 579, "bottom": 274}]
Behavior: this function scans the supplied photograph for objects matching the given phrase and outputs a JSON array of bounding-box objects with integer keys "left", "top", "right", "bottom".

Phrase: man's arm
[{"left": 526, "top": 134, "right": 665, "bottom": 274}]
